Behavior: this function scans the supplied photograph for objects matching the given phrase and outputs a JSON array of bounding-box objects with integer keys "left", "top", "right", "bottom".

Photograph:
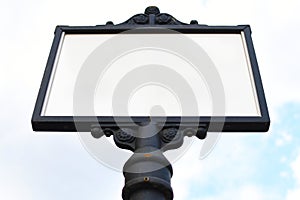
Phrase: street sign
[
  {"left": 31, "top": 6, "right": 271, "bottom": 200},
  {"left": 32, "top": 12, "right": 269, "bottom": 132}
]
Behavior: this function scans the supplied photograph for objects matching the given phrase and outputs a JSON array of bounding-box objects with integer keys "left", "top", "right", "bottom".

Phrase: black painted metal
[
  {"left": 31, "top": 6, "right": 270, "bottom": 132},
  {"left": 118, "top": 6, "right": 186, "bottom": 26},
  {"left": 122, "top": 123, "right": 174, "bottom": 200},
  {"left": 114, "top": 128, "right": 136, "bottom": 151},
  {"left": 108, "top": 123, "right": 205, "bottom": 199}
]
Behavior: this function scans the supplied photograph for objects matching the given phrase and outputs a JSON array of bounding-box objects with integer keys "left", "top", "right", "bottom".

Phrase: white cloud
[
  {"left": 0, "top": 178, "right": 33, "bottom": 200},
  {"left": 280, "top": 171, "right": 289, "bottom": 178},
  {"left": 286, "top": 190, "right": 300, "bottom": 200},
  {"left": 275, "top": 131, "right": 292, "bottom": 146},
  {"left": 286, "top": 150, "right": 300, "bottom": 200},
  {"left": 291, "top": 152, "right": 300, "bottom": 183},
  {"left": 190, "top": 185, "right": 279, "bottom": 200},
  {"left": 280, "top": 156, "right": 287, "bottom": 163}
]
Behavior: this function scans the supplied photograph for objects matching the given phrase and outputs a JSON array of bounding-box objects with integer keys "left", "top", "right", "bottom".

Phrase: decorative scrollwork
[{"left": 116, "top": 6, "right": 189, "bottom": 26}]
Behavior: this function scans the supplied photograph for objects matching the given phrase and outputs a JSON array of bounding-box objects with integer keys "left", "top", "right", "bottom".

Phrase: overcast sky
[{"left": 1, "top": 0, "right": 300, "bottom": 199}]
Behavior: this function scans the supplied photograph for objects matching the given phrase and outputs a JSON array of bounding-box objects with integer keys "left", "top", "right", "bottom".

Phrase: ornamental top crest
[{"left": 106, "top": 6, "right": 199, "bottom": 26}]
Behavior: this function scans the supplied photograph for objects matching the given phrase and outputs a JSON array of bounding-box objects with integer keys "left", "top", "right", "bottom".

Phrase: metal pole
[{"left": 122, "top": 123, "right": 174, "bottom": 200}]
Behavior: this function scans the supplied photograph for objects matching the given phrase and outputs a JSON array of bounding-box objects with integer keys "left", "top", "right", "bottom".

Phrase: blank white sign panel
[{"left": 42, "top": 33, "right": 261, "bottom": 117}]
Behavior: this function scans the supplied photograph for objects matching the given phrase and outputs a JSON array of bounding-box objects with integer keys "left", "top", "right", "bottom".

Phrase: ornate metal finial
[
  {"left": 117, "top": 6, "right": 187, "bottom": 25},
  {"left": 145, "top": 6, "right": 160, "bottom": 15}
]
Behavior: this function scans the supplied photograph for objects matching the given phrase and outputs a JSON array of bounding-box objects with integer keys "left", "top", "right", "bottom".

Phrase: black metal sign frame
[{"left": 32, "top": 7, "right": 270, "bottom": 132}]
